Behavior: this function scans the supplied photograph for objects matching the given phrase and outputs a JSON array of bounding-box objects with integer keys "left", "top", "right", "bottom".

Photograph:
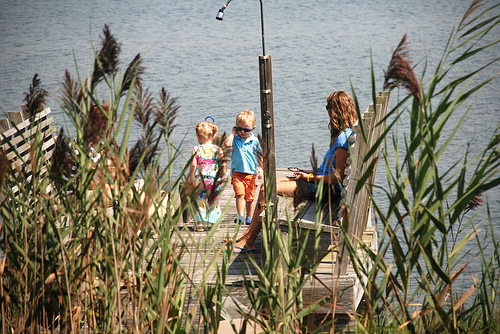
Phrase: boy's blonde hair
[
  {"left": 236, "top": 109, "right": 256, "bottom": 126},
  {"left": 196, "top": 121, "right": 218, "bottom": 141}
]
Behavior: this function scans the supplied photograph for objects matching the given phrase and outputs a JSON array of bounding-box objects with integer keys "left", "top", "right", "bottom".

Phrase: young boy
[{"left": 224, "top": 109, "right": 263, "bottom": 225}]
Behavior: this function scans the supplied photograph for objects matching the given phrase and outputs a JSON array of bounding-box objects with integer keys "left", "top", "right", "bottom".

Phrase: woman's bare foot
[
  {"left": 222, "top": 236, "right": 244, "bottom": 244},
  {"left": 223, "top": 227, "right": 252, "bottom": 244},
  {"left": 233, "top": 239, "right": 255, "bottom": 251}
]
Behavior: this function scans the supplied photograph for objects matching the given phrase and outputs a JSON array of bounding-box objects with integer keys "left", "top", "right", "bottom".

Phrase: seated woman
[{"left": 228, "top": 91, "right": 358, "bottom": 252}]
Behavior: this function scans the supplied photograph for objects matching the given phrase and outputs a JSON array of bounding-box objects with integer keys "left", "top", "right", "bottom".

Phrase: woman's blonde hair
[
  {"left": 326, "top": 91, "right": 358, "bottom": 147},
  {"left": 196, "top": 121, "right": 218, "bottom": 141}
]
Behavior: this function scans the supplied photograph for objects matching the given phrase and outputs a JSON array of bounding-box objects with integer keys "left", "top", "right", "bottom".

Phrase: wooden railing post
[
  {"left": 259, "top": 55, "right": 277, "bottom": 207},
  {"left": 336, "top": 91, "right": 390, "bottom": 276}
]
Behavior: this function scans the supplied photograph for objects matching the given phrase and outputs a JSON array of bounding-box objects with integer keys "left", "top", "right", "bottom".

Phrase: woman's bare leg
[{"left": 232, "top": 177, "right": 297, "bottom": 250}]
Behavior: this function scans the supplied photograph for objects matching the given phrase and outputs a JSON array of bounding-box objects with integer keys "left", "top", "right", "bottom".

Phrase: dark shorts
[{"left": 295, "top": 180, "right": 343, "bottom": 206}]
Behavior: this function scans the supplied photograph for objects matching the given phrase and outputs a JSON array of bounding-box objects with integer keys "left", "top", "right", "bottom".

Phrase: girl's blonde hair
[
  {"left": 236, "top": 109, "right": 256, "bottom": 126},
  {"left": 326, "top": 91, "right": 358, "bottom": 147},
  {"left": 196, "top": 121, "right": 218, "bottom": 141}
]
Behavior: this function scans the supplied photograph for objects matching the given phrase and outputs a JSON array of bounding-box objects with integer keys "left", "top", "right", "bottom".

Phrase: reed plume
[
  {"left": 122, "top": 53, "right": 145, "bottom": 96},
  {"left": 23, "top": 74, "right": 48, "bottom": 117},
  {"left": 129, "top": 84, "right": 156, "bottom": 175},
  {"left": 60, "top": 70, "right": 83, "bottom": 115},
  {"left": 50, "top": 128, "right": 75, "bottom": 183},
  {"left": 459, "top": 0, "right": 484, "bottom": 29},
  {"left": 91, "top": 24, "right": 121, "bottom": 89},
  {"left": 156, "top": 87, "right": 179, "bottom": 138},
  {"left": 383, "top": 34, "right": 422, "bottom": 105},
  {"left": 83, "top": 102, "right": 114, "bottom": 149},
  {"left": 464, "top": 192, "right": 483, "bottom": 214},
  {"left": 132, "top": 84, "right": 154, "bottom": 127},
  {"left": 129, "top": 85, "right": 179, "bottom": 176}
]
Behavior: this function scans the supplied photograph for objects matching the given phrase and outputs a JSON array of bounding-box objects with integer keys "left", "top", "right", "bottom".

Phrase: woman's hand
[{"left": 287, "top": 172, "right": 306, "bottom": 181}]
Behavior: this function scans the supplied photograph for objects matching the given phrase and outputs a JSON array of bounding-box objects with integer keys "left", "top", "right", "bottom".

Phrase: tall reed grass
[
  {"left": 0, "top": 1, "right": 499, "bottom": 333},
  {"left": 342, "top": 1, "right": 500, "bottom": 332},
  {"left": 0, "top": 24, "right": 233, "bottom": 333}
]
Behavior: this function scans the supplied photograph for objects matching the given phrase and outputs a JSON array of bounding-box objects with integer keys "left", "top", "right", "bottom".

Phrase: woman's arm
[
  {"left": 323, "top": 147, "right": 348, "bottom": 184},
  {"left": 294, "top": 147, "right": 349, "bottom": 185}
]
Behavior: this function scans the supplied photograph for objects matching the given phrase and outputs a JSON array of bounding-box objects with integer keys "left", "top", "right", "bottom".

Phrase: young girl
[{"left": 188, "top": 121, "right": 225, "bottom": 231}]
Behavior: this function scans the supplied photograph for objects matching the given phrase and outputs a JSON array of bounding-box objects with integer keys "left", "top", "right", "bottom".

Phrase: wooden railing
[
  {"left": 336, "top": 91, "right": 390, "bottom": 275},
  {"left": 0, "top": 107, "right": 57, "bottom": 201}
]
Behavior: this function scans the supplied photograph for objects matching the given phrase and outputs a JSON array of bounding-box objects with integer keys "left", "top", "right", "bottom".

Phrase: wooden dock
[
  {"left": 174, "top": 168, "right": 376, "bottom": 330},
  {"left": 174, "top": 91, "right": 390, "bottom": 331}
]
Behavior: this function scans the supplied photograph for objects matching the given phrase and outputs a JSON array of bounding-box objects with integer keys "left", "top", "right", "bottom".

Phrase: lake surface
[{"left": 1, "top": 0, "right": 499, "bottom": 281}]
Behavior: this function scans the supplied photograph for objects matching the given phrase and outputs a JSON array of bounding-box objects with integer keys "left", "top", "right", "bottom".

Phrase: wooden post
[
  {"left": 8, "top": 111, "right": 24, "bottom": 125},
  {"left": 259, "top": 55, "right": 277, "bottom": 206},
  {"left": 0, "top": 119, "right": 10, "bottom": 133}
]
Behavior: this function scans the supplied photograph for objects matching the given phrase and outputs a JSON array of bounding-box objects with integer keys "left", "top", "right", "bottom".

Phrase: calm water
[{"left": 1, "top": 0, "right": 499, "bottom": 279}]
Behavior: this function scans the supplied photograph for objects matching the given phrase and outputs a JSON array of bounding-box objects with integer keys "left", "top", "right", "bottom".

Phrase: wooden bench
[
  {"left": 272, "top": 91, "right": 391, "bottom": 317},
  {"left": 0, "top": 107, "right": 57, "bottom": 203}
]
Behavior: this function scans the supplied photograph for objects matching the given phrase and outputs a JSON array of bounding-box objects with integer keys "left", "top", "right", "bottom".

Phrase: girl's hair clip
[{"left": 205, "top": 116, "right": 215, "bottom": 123}]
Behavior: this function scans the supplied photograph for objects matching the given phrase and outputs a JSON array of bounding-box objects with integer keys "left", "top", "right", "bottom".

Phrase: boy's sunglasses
[{"left": 235, "top": 126, "right": 254, "bottom": 132}]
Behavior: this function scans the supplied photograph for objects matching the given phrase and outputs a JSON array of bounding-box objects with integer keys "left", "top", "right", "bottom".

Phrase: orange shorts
[{"left": 231, "top": 172, "right": 257, "bottom": 202}]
